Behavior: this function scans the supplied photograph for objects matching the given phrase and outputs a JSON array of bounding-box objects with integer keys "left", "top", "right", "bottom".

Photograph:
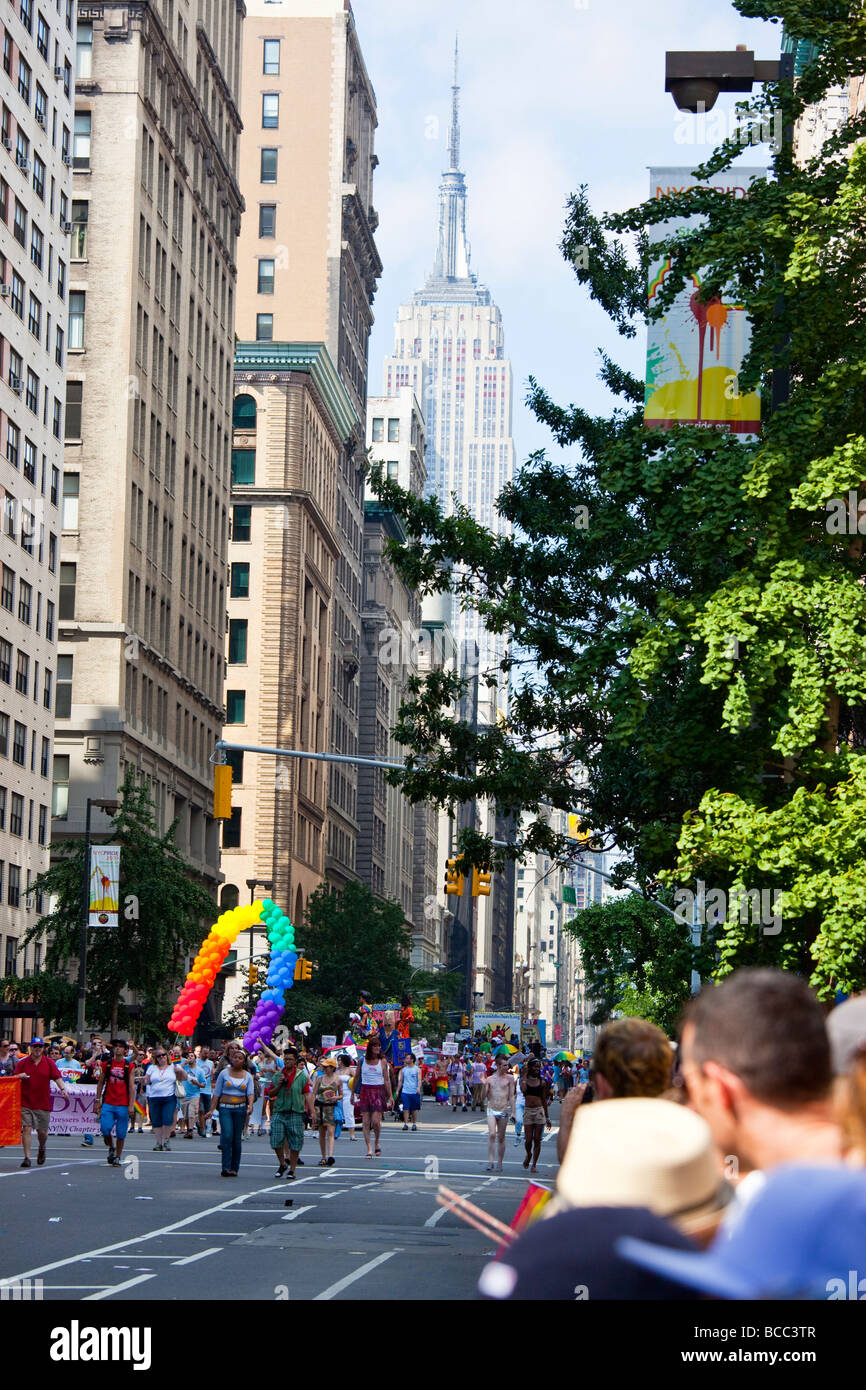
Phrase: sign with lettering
[{"left": 48, "top": 1082, "right": 97, "bottom": 1134}]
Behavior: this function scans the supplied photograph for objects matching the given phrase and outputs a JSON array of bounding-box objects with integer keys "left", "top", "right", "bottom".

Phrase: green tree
[
  {"left": 286, "top": 880, "right": 412, "bottom": 1040},
  {"left": 370, "top": 2, "right": 866, "bottom": 998},
  {"left": 18, "top": 768, "right": 217, "bottom": 1034}
]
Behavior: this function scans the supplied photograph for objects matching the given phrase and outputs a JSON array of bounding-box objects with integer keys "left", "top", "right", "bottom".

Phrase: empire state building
[{"left": 383, "top": 46, "right": 516, "bottom": 682}]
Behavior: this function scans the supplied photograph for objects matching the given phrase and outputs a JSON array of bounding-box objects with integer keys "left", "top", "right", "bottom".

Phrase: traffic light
[
  {"left": 293, "top": 958, "right": 312, "bottom": 982},
  {"left": 461, "top": 1015, "right": 469, "bottom": 1027},
  {"left": 426, "top": 994, "right": 440, "bottom": 1012},
  {"left": 249, "top": 965, "right": 259, "bottom": 985},
  {"left": 445, "top": 858, "right": 464, "bottom": 896},
  {"left": 567, "top": 813, "right": 591, "bottom": 844},
  {"left": 213, "top": 763, "right": 232, "bottom": 819},
  {"left": 472, "top": 866, "right": 492, "bottom": 897}
]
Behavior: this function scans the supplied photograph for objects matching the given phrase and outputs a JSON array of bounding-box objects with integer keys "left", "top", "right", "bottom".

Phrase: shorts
[
  {"left": 178, "top": 1096, "right": 199, "bottom": 1119},
  {"left": 147, "top": 1095, "right": 176, "bottom": 1129},
  {"left": 99, "top": 1104, "right": 130, "bottom": 1140},
  {"left": 21, "top": 1107, "right": 50, "bottom": 1132},
  {"left": 401, "top": 1092, "right": 421, "bottom": 1112},
  {"left": 449, "top": 1080, "right": 465, "bottom": 1096},
  {"left": 271, "top": 1110, "right": 305, "bottom": 1152},
  {"left": 199, "top": 1094, "right": 212, "bottom": 1115}
]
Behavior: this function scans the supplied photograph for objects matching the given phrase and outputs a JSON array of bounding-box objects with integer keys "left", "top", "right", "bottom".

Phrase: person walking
[
  {"left": 513, "top": 1064, "right": 526, "bottom": 1146},
  {"left": 482, "top": 1054, "right": 515, "bottom": 1172},
  {"left": 336, "top": 1053, "right": 357, "bottom": 1141},
  {"left": 266, "top": 1044, "right": 312, "bottom": 1179},
  {"left": 145, "top": 1048, "right": 189, "bottom": 1152},
  {"left": 469, "top": 1054, "right": 487, "bottom": 1111},
  {"left": 313, "top": 1056, "right": 341, "bottom": 1166},
  {"left": 521, "top": 1057, "right": 552, "bottom": 1173},
  {"left": 0, "top": 1038, "right": 15, "bottom": 1076},
  {"left": 16, "top": 1037, "right": 68, "bottom": 1167},
  {"left": 94, "top": 1039, "right": 136, "bottom": 1166},
  {"left": 351, "top": 1038, "right": 393, "bottom": 1159},
  {"left": 179, "top": 1050, "right": 206, "bottom": 1139},
  {"left": 433, "top": 1054, "right": 450, "bottom": 1106},
  {"left": 205, "top": 1044, "right": 255, "bottom": 1176},
  {"left": 449, "top": 1056, "right": 468, "bottom": 1112},
  {"left": 196, "top": 1047, "right": 214, "bottom": 1137},
  {"left": 396, "top": 1053, "right": 422, "bottom": 1130}
]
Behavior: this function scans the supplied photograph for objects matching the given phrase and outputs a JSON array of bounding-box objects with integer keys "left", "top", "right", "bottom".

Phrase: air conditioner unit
[
  {"left": 0, "top": 285, "right": 11, "bottom": 297},
  {"left": 54, "top": 66, "right": 64, "bottom": 80},
  {"left": 2, "top": 137, "right": 12, "bottom": 151},
  {"left": 61, "top": 220, "right": 72, "bottom": 234},
  {"left": 9, "top": 375, "right": 23, "bottom": 394},
  {"left": 61, "top": 154, "right": 72, "bottom": 166},
  {"left": 35, "top": 111, "right": 46, "bottom": 127},
  {"left": 16, "top": 155, "right": 30, "bottom": 171}
]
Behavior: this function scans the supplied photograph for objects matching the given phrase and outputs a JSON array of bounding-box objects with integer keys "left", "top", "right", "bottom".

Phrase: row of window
[
  {"left": 0, "top": 713, "right": 48, "bottom": 774},
  {"left": 0, "top": 641, "right": 52, "bottom": 707},
  {"left": 0, "top": 786, "right": 48, "bottom": 844},
  {"left": 0, "top": 563, "right": 54, "bottom": 636}
]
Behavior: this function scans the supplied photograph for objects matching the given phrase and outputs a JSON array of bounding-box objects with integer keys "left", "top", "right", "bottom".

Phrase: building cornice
[{"left": 234, "top": 342, "right": 358, "bottom": 445}]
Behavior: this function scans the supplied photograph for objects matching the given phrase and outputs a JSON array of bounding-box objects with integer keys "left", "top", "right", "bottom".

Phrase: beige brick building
[
  {"left": 54, "top": 2, "right": 244, "bottom": 901},
  {"left": 0, "top": 0, "right": 74, "bottom": 1035}
]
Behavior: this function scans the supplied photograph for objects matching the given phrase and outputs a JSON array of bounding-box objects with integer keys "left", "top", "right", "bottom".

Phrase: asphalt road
[{"left": 0, "top": 1102, "right": 561, "bottom": 1302}]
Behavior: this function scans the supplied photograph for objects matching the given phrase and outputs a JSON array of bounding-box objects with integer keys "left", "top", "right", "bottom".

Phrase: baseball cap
[
  {"left": 618, "top": 1164, "right": 866, "bottom": 1299},
  {"left": 29, "top": 1036, "right": 45, "bottom": 1046},
  {"left": 321, "top": 1056, "right": 337, "bottom": 1068},
  {"left": 826, "top": 995, "right": 866, "bottom": 1075}
]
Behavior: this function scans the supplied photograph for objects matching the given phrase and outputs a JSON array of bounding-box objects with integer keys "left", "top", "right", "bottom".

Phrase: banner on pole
[
  {"left": 644, "top": 167, "right": 765, "bottom": 433},
  {"left": 89, "top": 844, "right": 120, "bottom": 928}
]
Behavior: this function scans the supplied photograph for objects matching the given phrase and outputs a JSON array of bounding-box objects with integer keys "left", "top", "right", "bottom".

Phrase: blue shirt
[{"left": 183, "top": 1063, "right": 207, "bottom": 1098}]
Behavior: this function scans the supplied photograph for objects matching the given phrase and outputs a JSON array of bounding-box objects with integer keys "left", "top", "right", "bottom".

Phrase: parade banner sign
[
  {"left": 441, "top": 1041, "right": 459, "bottom": 1056},
  {"left": 0, "top": 1076, "right": 21, "bottom": 1146},
  {"left": 88, "top": 844, "right": 121, "bottom": 927},
  {"left": 48, "top": 1082, "right": 98, "bottom": 1134},
  {"left": 472, "top": 1012, "right": 522, "bottom": 1044},
  {"left": 645, "top": 167, "right": 765, "bottom": 433}
]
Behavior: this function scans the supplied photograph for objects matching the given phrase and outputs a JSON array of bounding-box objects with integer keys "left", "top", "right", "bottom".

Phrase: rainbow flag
[
  {"left": 509, "top": 1182, "right": 553, "bottom": 1236},
  {"left": 134, "top": 1100, "right": 146, "bottom": 1119}
]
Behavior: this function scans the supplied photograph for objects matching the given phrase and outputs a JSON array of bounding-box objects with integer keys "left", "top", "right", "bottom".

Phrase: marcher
[
  {"left": 469, "top": 1054, "right": 487, "bottom": 1111},
  {"left": 521, "top": 1057, "right": 551, "bottom": 1173},
  {"left": 196, "top": 1046, "right": 214, "bottom": 1137},
  {"left": 449, "top": 1056, "right": 468, "bottom": 1112},
  {"left": 205, "top": 1044, "right": 255, "bottom": 1176},
  {"left": 513, "top": 1065, "right": 525, "bottom": 1145},
  {"left": 145, "top": 1047, "right": 189, "bottom": 1151},
  {"left": 351, "top": 1037, "right": 394, "bottom": 1159},
  {"left": 396, "top": 1053, "right": 422, "bottom": 1130},
  {"left": 482, "top": 1054, "right": 515, "bottom": 1172},
  {"left": 0, "top": 1038, "right": 14, "bottom": 1076},
  {"left": 179, "top": 1050, "right": 206, "bottom": 1138},
  {"left": 94, "top": 1039, "right": 136, "bottom": 1165},
  {"left": 16, "top": 1037, "right": 69, "bottom": 1167},
  {"left": 336, "top": 1053, "right": 357, "bottom": 1141},
  {"left": 558, "top": 1061, "right": 574, "bottom": 1099},
  {"left": 433, "top": 1054, "right": 450, "bottom": 1105},
  {"left": 266, "top": 1044, "right": 312, "bottom": 1178},
  {"left": 313, "top": 1056, "right": 341, "bottom": 1165}
]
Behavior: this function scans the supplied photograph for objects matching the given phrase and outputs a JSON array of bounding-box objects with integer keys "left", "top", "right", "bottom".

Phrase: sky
[{"left": 352, "top": 0, "right": 780, "bottom": 465}]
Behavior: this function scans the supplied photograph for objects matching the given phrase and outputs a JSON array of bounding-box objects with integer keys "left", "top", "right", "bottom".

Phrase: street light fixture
[
  {"left": 665, "top": 48, "right": 783, "bottom": 113},
  {"left": 76, "top": 797, "right": 121, "bottom": 1044}
]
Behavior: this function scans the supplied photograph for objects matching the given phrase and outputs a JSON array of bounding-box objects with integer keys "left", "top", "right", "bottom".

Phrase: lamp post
[
  {"left": 76, "top": 796, "right": 120, "bottom": 1045},
  {"left": 245, "top": 878, "right": 273, "bottom": 1023}
]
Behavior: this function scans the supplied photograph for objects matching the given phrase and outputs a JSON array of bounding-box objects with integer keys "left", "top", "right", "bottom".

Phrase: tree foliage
[
  {"left": 370, "top": 1, "right": 866, "bottom": 998},
  {"left": 21, "top": 768, "right": 217, "bottom": 1032}
]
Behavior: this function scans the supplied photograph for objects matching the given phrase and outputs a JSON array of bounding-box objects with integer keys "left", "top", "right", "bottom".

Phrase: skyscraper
[{"left": 382, "top": 46, "right": 516, "bottom": 1006}]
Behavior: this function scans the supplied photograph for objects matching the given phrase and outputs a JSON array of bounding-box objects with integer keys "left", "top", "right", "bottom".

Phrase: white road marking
[
  {"left": 319, "top": 1190, "right": 352, "bottom": 1200},
  {"left": 82, "top": 1274, "right": 157, "bottom": 1300},
  {"left": 423, "top": 1205, "right": 450, "bottom": 1228},
  {"left": 281, "top": 1205, "right": 317, "bottom": 1222},
  {"left": 171, "top": 1247, "right": 222, "bottom": 1266},
  {"left": 313, "top": 1249, "right": 401, "bottom": 1300}
]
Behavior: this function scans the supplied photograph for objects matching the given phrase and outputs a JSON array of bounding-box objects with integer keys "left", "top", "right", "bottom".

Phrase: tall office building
[
  {"left": 0, "top": 0, "right": 74, "bottom": 1033},
  {"left": 226, "top": 0, "right": 380, "bottom": 941},
  {"left": 54, "top": 4, "right": 244, "bottom": 901},
  {"left": 382, "top": 48, "right": 516, "bottom": 1004}
]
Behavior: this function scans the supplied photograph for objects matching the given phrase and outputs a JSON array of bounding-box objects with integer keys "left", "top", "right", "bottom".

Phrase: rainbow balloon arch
[{"left": 168, "top": 900, "right": 299, "bottom": 1052}]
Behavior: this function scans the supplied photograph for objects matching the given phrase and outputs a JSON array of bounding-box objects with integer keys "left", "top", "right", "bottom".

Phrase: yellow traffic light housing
[
  {"left": 445, "top": 858, "right": 464, "bottom": 896},
  {"left": 472, "top": 866, "right": 492, "bottom": 897},
  {"left": 213, "top": 763, "right": 233, "bottom": 820},
  {"left": 294, "top": 958, "right": 312, "bottom": 982},
  {"left": 249, "top": 965, "right": 258, "bottom": 985},
  {"left": 567, "top": 813, "right": 591, "bottom": 844}
]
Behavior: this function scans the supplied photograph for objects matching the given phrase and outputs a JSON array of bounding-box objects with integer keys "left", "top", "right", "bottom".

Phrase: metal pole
[
  {"left": 212, "top": 740, "right": 408, "bottom": 772},
  {"left": 76, "top": 797, "right": 93, "bottom": 1046}
]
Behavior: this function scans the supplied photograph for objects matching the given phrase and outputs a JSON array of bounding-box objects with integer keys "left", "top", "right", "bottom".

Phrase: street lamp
[
  {"left": 245, "top": 878, "right": 273, "bottom": 1021},
  {"left": 665, "top": 48, "right": 787, "bottom": 113},
  {"left": 76, "top": 797, "right": 120, "bottom": 1044}
]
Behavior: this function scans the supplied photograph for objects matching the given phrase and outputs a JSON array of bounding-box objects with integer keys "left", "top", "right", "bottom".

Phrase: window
[
  {"left": 18, "top": 57, "right": 31, "bottom": 106},
  {"left": 2, "top": 33, "right": 11, "bottom": 77},
  {"left": 18, "top": 580, "right": 31, "bottom": 624},
  {"left": 12, "top": 722, "right": 26, "bottom": 766},
  {"left": 38, "top": 804, "right": 47, "bottom": 846},
  {"left": 65, "top": 380, "right": 83, "bottom": 438},
  {"left": 8, "top": 864, "right": 20, "bottom": 908},
  {"left": 228, "top": 619, "right": 248, "bottom": 664},
  {"left": 73, "top": 112, "right": 91, "bottom": 170},
  {"left": 10, "top": 794, "right": 23, "bottom": 837},
  {"left": 20, "top": 0, "right": 32, "bottom": 34},
  {"left": 371, "top": 418, "right": 384, "bottom": 443},
  {"left": 225, "top": 749, "right": 244, "bottom": 785},
  {"left": 30, "top": 223, "right": 43, "bottom": 269},
  {"left": 257, "top": 259, "right": 275, "bottom": 295},
  {"left": 259, "top": 204, "right": 276, "bottom": 238},
  {"left": 388, "top": 419, "right": 400, "bottom": 443},
  {"left": 28, "top": 292, "right": 41, "bottom": 338},
  {"left": 45, "top": 600, "right": 54, "bottom": 643},
  {"left": 256, "top": 313, "right": 273, "bottom": 342},
  {"left": 10, "top": 272, "right": 24, "bottom": 318},
  {"left": 222, "top": 808, "right": 242, "bottom": 849},
  {"left": 62, "top": 473, "right": 79, "bottom": 530},
  {"left": 231, "top": 449, "right": 255, "bottom": 486},
  {"left": 25, "top": 368, "right": 39, "bottom": 414},
  {"left": 262, "top": 94, "right": 279, "bottom": 129},
  {"left": 6, "top": 422, "right": 20, "bottom": 469},
  {"left": 68, "top": 291, "right": 85, "bottom": 348},
  {"left": 0, "top": 788, "right": 5, "bottom": 829},
  {"left": 40, "top": 736, "right": 49, "bottom": 777},
  {"left": 230, "top": 563, "right": 250, "bottom": 599},
  {"left": 71, "top": 200, "right": 88, "bottom": 259},
  {"left": 52, "top": 754, "right": 69, "bottom": 819},
  {"left": 55, "top": 654, "right": 72, "bottom": 718},
  {"left": 43, "top": 666, "right": 51, "bottom": 709},
  {"left": 58, "top": 562, "right": 76, "bottom": 619},
  {"left": 34, "top": 83, "right": 47, "bottom": 125},
  {"left": 0, "top": 713, "right": 7, "bottom": 756},
  {"left": 76, "top": 23, "right": 93, "bottom": 79},
  {"left": 32, "top": 153, "right": 45, "bottom": 200},
  {"left": 260, "top": 148, "right": 278, "bottom": 183},
  {"left": 36, "top": 12, "right": 49, "bottom": 60},
  {"left": 232, "top": 506, "right": 252, "bottom": 543},
  {"left": 13, "top": 200, "right": 27, "bottom": 248},
  {"left": 15, "top": 652, "right": 28, "bottom": 696},
  {"left": 263, "top": 39, "right": 280, "bottom": 75},
  {"left": 0, "top": 641, "right": 10, "bottom": 683},
  {"left": 0, "top": 566, "right": 13, "bottom": 613},
  {"left": 232, "top": 395, "right": 257, "bottom": 431},
  {"left": 226, "top": 690, "right": 246, "bottom": 724}
]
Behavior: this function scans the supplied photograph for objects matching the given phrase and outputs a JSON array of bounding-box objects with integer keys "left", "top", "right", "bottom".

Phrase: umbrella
[
  {"left": 494, "top": 1043, "right": 517, "bottom": 1057},
  {"left": 553, "top": 1050, "right": 577, "bottom": 1063}
]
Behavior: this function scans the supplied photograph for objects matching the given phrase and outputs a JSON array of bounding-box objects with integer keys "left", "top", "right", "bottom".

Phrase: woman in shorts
[{"left": 312, "top": 1056, "right": 341, "bottom": 1165}]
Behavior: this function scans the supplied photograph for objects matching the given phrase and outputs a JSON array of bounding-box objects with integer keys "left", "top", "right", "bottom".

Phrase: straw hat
[{"left": 555, "top": 1097, "right": 732, "bottom": 1235}]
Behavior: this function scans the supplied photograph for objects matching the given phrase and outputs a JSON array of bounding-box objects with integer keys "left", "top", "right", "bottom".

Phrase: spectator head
[
  {"left": 680, "top": 969, "right": 835, "bottom": 1165},
  {"left": 110, "top": 1039, "right": 126, "bottom": 1055},
  {"left": 593, "top": 1019, "right": 672, "bottom": 1100},
  {"left": 827, "top": 995, "right": 866, "bottom": 1077}
]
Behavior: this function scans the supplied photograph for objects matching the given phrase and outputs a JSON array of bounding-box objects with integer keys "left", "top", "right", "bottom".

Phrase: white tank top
[{"left": 361, "top": 1059, "right": 385, "bottom": 1086}]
